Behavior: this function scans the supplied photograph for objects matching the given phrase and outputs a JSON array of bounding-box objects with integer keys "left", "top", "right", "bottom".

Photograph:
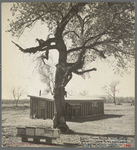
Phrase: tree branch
[
  {"left": 12, "top": 38, "right": 57, "bottom": 54},
  {"left": 26, "top": 14, "right": 45, "bottom": 28},
  {"left": 16, "top": 13, "right": 45, "bottom": 30},
  {"left": 67, "top": 37, "right": 132, "bottom": 59},
  {"left": 12, "top": 41, "right": 41, "bottom": 53},
  {"left": 83, "top": 10, "right": 119, "bottom": 45},
  {"left": 83, "top": 15, "right": 92, "bottom": 23},
  {"left": 92, "top": 47, "right": 106, "bottom": 58},
  {"left": 67, "top": 34, "right": 108, "bottom": 54},
  {"left": 107, "top": 43, "right": 135, "bottom": 57},
  {"left": 63, "top": 31, "right": 80, "bottom": 38},
  {"left": 41, "top": 45, "right": 57, "bottom": 51},
  {"left": 83, "top": 32, "right": 106, "bottom": 46},
  {"left": 42, "top": 3, "right": 64, "bottom": 19},
  {"left": 67, "top": 39, "right": 121, "bottom": 55},
  {"left": 73, "top": 68, "right": 97, "bottom": 75},
  {"left": 76, "top": 14, "right": 84, "bottom": 34},
  {"left": 67, "top": 41, "right": 107, "bottom": 58},
  {"left": 55, "top": 2, "right": 87, "bottom": 36}
]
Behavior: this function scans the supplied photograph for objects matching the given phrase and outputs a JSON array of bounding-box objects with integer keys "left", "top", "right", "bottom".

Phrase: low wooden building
[
  {"left": 28, "top": 95, "right": 105, "bottom": 120},
  {"left": 29, "top": 95, "right": 54, "bottom": 120}
]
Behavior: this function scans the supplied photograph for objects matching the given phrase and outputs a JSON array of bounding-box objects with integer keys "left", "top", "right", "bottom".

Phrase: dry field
[{"left": 2, "top": 103, "right": 135, "bottom": 148}]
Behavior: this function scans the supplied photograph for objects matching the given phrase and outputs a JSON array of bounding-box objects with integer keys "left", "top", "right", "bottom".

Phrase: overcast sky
[{"left": 2, "top": 3, "right": 135, "bottom": 99}]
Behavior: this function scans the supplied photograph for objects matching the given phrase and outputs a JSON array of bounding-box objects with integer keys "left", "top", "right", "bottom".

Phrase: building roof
[
  {"left": 28, "top": 95, "right": 54, "bottom": 101},
  {"left": 66, "top": 96, "right": 105, "bottom": 101},
  {"left": 28, "top": 95, "right": 105, "bottom": 102}
]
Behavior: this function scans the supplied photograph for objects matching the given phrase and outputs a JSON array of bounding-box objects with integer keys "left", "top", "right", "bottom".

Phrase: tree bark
[
  {"left": 53, "top": 66, "right": 70, "bottom": 133},
  {"left": 52, "top": 37, "right": 69, "bottom": 133}
]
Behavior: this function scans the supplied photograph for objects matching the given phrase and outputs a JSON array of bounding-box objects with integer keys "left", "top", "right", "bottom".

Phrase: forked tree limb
[
  {"left": 61, "top": 48, "right": 97, "bottom": 87},
  {"left": 55, "top": 2, "right": 87, "bottom": 36},
  {"left": 12, "top": 38, "right": 57, "bottom": 54},
  {"left": 12, "top": 41, "right": 42, "bottom": 53},
  {"left": 67, "top": 39, "right": 114, "bottom": 54},
  {"left": 67, "top": 38, "right": 134, "bottom": 58}
]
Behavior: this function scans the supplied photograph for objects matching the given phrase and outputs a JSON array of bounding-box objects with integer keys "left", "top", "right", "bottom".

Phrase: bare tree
[
  {"left": 103, "top": 81, "right": 120, "bottom": 105},
  {"left": 39, "top": 64, "right": 55, "bottom": 95},
  {"left": 8, "top": 2, "right": 135, "bottom": 132},
  {"left": 11, "top": 87, "right": 25, "bottom": 107}
]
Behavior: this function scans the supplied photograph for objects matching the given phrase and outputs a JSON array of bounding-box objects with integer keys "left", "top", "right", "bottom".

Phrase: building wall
[
  {"left": 30, "top": 96, "right": 54, "bottom": 119},
  {"left": 29, "top": 96, "right": 104, "bottom": 120},
  {"left": 65, "top": 101, "right": 104, "bottom": 118}
]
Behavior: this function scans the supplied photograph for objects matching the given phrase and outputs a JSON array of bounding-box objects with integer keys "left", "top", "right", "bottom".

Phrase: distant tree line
[
  {"left": 105, "top": 96, "right": 135, "bottom": 104},
  {"left": 2, "top": 99, "right": 30, "bottom": 105},
  {"left": 2, "top": 96, "right": 135, "bottom": 105}
]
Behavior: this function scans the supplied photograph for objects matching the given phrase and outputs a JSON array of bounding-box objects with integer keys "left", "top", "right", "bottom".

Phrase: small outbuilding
[{"left": 28, "top": 95, "right": 105, "bottom": 120}]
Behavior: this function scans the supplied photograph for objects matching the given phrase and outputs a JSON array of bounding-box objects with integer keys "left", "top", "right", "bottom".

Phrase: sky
[{"left": 2, "top": 3, "right": 135, "bottom": 100}]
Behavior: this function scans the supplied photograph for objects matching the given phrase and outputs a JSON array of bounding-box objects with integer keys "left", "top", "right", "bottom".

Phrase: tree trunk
[
  {"left": 53, "top": 64, "right": 69, "bottom": 133},
  {"left": 114, "top": 96, "right": 116, "bottom": 105},
  {"left": 52, "top": 37, "right": 69, "bottom": 133}
]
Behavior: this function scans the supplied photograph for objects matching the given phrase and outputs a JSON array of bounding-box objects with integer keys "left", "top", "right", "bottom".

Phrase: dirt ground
[{"left": 2, "top": 103, "right": 135, "bottom": 148}]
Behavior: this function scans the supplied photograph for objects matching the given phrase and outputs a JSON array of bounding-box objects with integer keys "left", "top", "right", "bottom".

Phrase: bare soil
[{"left": 2, "top": 103, "right": 135, "bottom": 148}]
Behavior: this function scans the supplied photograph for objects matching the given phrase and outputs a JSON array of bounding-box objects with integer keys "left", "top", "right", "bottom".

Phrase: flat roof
[
  {"left": 28, "top": 95, "right": 105, "bottom": 102},
  {"left": 28, "top": 95, "right": 54, "bottom": 101}
]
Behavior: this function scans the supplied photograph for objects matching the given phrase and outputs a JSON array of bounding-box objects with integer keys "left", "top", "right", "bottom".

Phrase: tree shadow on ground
[{"left": 66, "top": 114, "right": 123, "bottom": 123}]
